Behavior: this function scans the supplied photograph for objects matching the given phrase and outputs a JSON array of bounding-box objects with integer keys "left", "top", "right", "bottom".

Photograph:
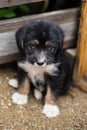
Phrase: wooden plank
[
  {"left": 83, "top": 74, "right": 87, "bottom": 81},
  {"left": 0, "top": 8, "right": 79, "bottom": 32},
  {"left": 65, "top": 48, "right": 77, "bottom": 57},
  {"left": 0, "top": 53, "right": 21, "bottom": 64},
  {"left": 73, "top": 2, "right": 87, "bottom": 82},
  {"left": 76, "top": 79, "right": 87, "bottom": 93},
  {"left": 73, "top": 1, "right": 87, "bottom": 93},
  {"left": 0, "top": 0, "right": 44, "bottom": 8}
]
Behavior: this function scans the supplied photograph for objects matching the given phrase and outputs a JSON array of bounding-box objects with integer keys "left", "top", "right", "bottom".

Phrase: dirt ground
[{"left": 0, "top": 63, "right": 87, "bottom": 130}]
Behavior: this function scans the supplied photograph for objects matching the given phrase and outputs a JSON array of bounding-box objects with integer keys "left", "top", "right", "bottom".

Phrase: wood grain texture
[
  {"left": 0, "top": 0, "right": 44, "bottom": 8},
  {"left": 73, "top": 2, "right": 87, "bottom": 81},
  {"left": 0, "top": 8, "right": 79, "bottom": 32},
  {"left": 0, "top": 8, "right": 79, "bottom": 64}
]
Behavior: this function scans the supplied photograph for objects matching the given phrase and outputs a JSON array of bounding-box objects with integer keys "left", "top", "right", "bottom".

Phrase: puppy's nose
[{"left": 37, "top": 61, "right": 44, "bottom": 66}]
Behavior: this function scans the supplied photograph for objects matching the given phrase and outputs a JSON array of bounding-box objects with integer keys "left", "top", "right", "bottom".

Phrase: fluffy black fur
[{"left": 16, "top": 20, "right": 71, "bottom": 98}]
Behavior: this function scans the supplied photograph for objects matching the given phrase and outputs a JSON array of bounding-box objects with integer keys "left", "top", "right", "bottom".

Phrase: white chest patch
[
  {"left": 18, "top": 61, "right": 60, "bottom": 88},
  {"left": 18, "top": 61, "right": 46, "bottom": 88},
  {"left": 29, "top": 66, "right": 45, "bottom": 85}
]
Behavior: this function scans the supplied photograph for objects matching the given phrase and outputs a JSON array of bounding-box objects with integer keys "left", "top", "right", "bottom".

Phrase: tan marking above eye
[
  {"left": 34, "top": 39, "right": 40, "bottom": 45},
  {"left": 45, "top": 41, "right": 49, "bottom": 46}
]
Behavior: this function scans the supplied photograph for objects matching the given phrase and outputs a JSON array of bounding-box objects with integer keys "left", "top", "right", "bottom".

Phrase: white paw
[
  {"left": 34, "top": 89, "right": 43, "bottom": 100},
  {"left": 42, "top": 104, "right": 59, "bottom": 118},
  {"left": 8, "top": 79, "right": 18, "bottom": 88},
  {"left": 12, "top": 92, "right": 28, "bottom": 105}
]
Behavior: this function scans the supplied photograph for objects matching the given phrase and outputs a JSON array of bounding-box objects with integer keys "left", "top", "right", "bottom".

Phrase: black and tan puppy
[{"left": 11, "top": 20, "right": 71, "bottom": 118}]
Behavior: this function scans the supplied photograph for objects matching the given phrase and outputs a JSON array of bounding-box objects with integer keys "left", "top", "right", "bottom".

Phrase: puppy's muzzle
[{"left": 34, "top": 51, "right": 47, "bottom": 66}]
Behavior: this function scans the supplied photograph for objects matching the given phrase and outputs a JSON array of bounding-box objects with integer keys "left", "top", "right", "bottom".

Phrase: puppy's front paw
[
  {"left": 17, "top": 61, "right": 30, "bottom": 73},
  {"left": 42, "top": 104, "right": 59, "bottom": 118},
  {"left": 12, "top": 92, "right": 28, "bottom": 105}
]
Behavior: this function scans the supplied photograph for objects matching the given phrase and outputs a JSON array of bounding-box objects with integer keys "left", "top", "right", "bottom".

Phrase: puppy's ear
[
  {"left": 58, "top": 29, "right": 64, "bottom": 49},
  {"left": 57, "top": 27, "right": 64, "bottom": 50},
  {"left": 16, "top": 25, "right": 28, "bottom": 53},
  {"left": 57, "top": 40, "right": 63, "bottom": 50}
]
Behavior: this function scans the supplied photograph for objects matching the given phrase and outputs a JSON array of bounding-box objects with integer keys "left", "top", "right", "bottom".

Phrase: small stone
[
  {"left": 0, "top": 81, "right": 2, "bottom": 84},
  {"left": 71, "top": 109, "right": 74, "bottom": 112},
  {"left": 6, "top": 77, "right": 9, "bottom": 80},
  {"left": 85, "top": 113, "right": 87, "bottom": 116},
  {"left": 75, "top": 103, "right": 79, "bottom": 106},
  {"left": 8, "top": 103, "right": 11, "bottom": 106},
  {"left": 54, "top": 128, "right": 58, "bottom": 130}
]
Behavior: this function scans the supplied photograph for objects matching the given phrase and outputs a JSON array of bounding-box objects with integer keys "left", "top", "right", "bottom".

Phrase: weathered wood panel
[
  {"left": 0, "top": 0, "right": 44, "bottom": 8},
  {"left": 73, "top": 1, "right": 87, "bottom": 92},
  {"left": 73, "top": 3, "right": 87, "bottom": 82},
  {"left": 0, "top": 8, "right": 79, "bottom": 32},
  {"left": 0, "top": 8, "right": 79, "bottom": 64},
  {"left": 0, "top": 53, "right": 21, "bottom": 64}
]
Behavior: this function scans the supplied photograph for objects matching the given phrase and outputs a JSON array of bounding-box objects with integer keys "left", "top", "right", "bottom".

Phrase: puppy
[{"left": 11, "top": 20, "right": 71, "bottom": 118}]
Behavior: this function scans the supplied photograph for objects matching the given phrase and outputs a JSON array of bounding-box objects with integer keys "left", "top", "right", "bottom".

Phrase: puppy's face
[{"left": 16, "top": 20, "right": 64, "bottom": 66}]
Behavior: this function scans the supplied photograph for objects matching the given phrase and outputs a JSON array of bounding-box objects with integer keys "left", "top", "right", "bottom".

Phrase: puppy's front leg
[
  {"left": 17, "top": 61, "right": 29, "bottom": 72},
  {"left": 12, "top": 70, "right": 30, "bottom": 105},
  {"left": 43, "top": 87, "right": 59, "bottom": 118}
]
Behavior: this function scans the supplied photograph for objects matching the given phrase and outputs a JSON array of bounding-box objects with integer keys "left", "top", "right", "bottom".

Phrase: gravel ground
[{"left": 0, "top": 63, "right": 87, "bottom": 130}]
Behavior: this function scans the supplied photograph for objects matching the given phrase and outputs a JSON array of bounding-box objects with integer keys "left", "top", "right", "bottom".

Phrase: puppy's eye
[
  {"left": 47, "top": 46, "right": 55, "bottom": 52},
  {"left": 29, "top": 44, "right": 36, "bottom": 49}
]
